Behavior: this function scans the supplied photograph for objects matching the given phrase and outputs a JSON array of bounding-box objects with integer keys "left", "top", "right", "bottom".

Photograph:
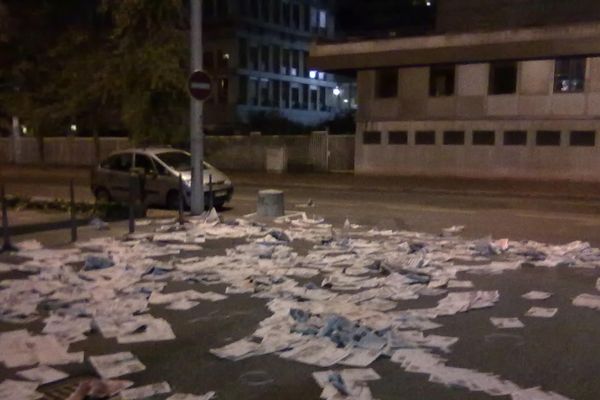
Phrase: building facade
[
  {"left": 201, "top": 0, "right": 355, "bottom": 133},
  {"left": 310, "top": 3, "right": 600, "bottom": 181}
]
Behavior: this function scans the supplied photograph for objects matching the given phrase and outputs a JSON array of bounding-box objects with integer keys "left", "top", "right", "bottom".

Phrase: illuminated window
[{"left": 554, "top": 57, "right": 586, "bottom": 93}]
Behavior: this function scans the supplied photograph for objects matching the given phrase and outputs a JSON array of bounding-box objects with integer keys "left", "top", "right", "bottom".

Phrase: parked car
[{"left": 91, "top": 148, "right": 234, "bottom": 209}]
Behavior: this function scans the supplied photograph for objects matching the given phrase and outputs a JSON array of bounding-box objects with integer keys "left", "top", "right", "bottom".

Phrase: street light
[{"left": 333, "top": 87, "right": 341, "bottom": 96}]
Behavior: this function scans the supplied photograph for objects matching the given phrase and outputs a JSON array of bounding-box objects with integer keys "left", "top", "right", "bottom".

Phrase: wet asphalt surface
[{"left": 3, "top": 170, "right": 600, "bottom": 398}]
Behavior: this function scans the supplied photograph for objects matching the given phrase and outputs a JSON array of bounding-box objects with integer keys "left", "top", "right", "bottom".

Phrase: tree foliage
[{"left": 0, "top": 0, "right": 190, "bottom": 144}]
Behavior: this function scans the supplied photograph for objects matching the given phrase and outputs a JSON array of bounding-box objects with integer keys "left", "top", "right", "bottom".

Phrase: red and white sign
[{"left": 188, "top": 70, "right": 213, "bottom": 101}]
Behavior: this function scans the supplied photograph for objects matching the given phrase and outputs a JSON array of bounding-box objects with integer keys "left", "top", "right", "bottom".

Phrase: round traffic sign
[{"left": 188, "top": 70, "right": 213, "bottom": 101}]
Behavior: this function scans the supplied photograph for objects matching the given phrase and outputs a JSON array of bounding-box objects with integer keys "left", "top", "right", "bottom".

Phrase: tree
[
  {"left": 100, "top": 0, "right": 190, "bottom": 145},
  {"left": 0, "top": 0, "right": 190, "bottom": 145}
]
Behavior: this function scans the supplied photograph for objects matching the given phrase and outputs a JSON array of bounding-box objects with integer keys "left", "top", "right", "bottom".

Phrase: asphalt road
[
  {"left": 3, "top": 167, "right": 600, "bottom": 399},
  {"left": 4, "top": 166, "right": 600, "bottom": 246}
]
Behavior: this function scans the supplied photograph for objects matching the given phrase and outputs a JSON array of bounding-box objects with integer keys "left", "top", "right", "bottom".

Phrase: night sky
[{"left": 336, "top": 0, "right": 437, "bottom": 38}]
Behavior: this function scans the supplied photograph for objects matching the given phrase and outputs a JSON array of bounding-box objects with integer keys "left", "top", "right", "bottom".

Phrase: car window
[
  {"left": 104, "top": 153, "right": 132, "bottom": 172},
  {"left": 135, "top": 154, "right": 156, "bottom": 174},
  {"left": 154, "top": 160, "right": 169, "bottom": 175},
  {"left": 155, "top": 151, "right": 191, "bottom": 171}
]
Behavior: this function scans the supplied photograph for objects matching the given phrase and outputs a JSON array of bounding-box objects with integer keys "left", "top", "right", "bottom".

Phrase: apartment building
[
  {"left": 309, "top": 1, "right": 600, "bottom": 181},
  {"left": 201, "top": 0, "right": 355, "bottom": 132}
]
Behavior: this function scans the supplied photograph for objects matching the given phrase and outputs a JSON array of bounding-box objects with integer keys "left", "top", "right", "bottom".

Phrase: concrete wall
[
  {"left": 352, "top": 55, "right": 600, "bottom": 181},
  {"left": 356, "top": 119, "right": 600, "bottom": 181},
  {"left": 0, "top": 133, "right": 355, "bottom": 172}
]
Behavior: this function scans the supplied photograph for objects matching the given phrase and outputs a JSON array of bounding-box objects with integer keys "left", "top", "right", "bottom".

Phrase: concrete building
[
  {"left": 309, "top": 1, "right": 600, "bottom": 181},
  {"left": 201, "top": 0, "right": 355, "bottom": 133}
]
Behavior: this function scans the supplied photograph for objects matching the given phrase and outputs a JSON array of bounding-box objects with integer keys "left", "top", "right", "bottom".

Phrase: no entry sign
[{"left": 188, "top": 70, "right": 212, "bottom": 101}]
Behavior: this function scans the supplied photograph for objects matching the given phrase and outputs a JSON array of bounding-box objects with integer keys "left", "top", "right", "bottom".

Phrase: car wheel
[
  {"left": 166, "top": 190, "right": 180, "bottom": 210},
  {"left": 95, "top": 187, "right": 111, "bottom": 203}
]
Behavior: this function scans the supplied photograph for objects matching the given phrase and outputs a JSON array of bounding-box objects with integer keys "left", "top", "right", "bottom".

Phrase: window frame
[{"left": 554, "top": 57, "right": 586, "bottom": 93}]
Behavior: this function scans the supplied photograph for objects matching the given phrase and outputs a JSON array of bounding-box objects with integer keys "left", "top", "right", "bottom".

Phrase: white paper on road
[
  {"left": 312, "top": 368, "right": 380, "bottom": 400},
  {"left": 522, "top": 291, "right": 553, "bottom": 300},
  {"left": 447, "top": 280, "right": 474, "bottom": 289},
  {"left": 120, "top": 381, "right": 171, "bottom": 400},
  {"left": 525, "top": 307, "right": 558, "bottom": 318},
  {"left": 572, "top": 293, "right": 600, "bottom": 310},
  {"left": 0, "top": 330, "right": 83, "bottom": 368},
  {"left": 280, "top": 338, "right": 350, "bottom": 367},
  {"left": 490, "top": 318, "right": 525, "bottom": 329},
  {"left": 167, "top": 392, "right": 216, "bottom": 400},
  {"left": 0, "top": 379, "right": 42, "bottom": 400},
  {"left": 339, "top": 347, "right": 383, "bottom": 367},
  {"left": 116, "top": 316, "right": 176, "bottom": 344},
  {"left": 17, "top": 365, "right": 68, "bottom": 385},
  {"left": 210, "top": 338, "right": 262, "bottom": 361},
  {"left": 89, "top": 352, "right": 146, "bottom": 379}
]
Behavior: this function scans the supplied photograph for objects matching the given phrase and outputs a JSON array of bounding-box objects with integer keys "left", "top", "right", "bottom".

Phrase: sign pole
[{"left": 190, "top": 0, "right": 205, "bottom": 215}]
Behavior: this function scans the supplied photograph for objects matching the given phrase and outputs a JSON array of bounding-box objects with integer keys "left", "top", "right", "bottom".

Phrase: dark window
[
  {"left": 260, "top": 46, "right": 269, "bottom": 71},
  {"left": 415, "top": 131, "right": 436, "bottom": 145},
  {"left": 375, "top": 68, "right": 398, "bottom": 98},
  {"left": 272, "top": 0, "right": 281, "bottom": 23},
  {"left": 135, "top": 154, "right": 155, "bottom": 174},
  {"left": 472, "top": 130, "right": 495, "bottom": 145},
  {"left": 504, "top": 130, "right": 527, "bottom": 146},
  {"left": 249, "top": 46, "right": 259, "bottom": 70},
  {"left": 302, "top": 84, "right": 309, "bottom": 109},
  {"left": 260, "top": 0, "right": 270, "bottom": 22},
  {"left": 272, "top": 46, "right": 280, "bottom": 72},
  {"left": 388, "top": 131, "right": 408, "bottom": 145},
  {"left": 272, "top": 80, "right": 280, "bottom": 107},
  {"left": 282, "top": 49, "right": 290, "bottom": 74},
  {"left": 319, "top": 86, "right": 326, "bottom": 110},
  {"left": 203, "top": 51, "right": 214, "bottom": 70},
  {"left": 363, "top": 131, "right": 381, "bottom": 145},
  {"left": 250, "top": 0, "right": 259, "bottom": 18},
  {"left": 216, "top": 0, "right": 228, "bottom": 17},
  {"left": 291, "top": 86, "right": 300, "bottom": 108},
  {"left": 291, "top": 50, "right": 299, "bottom": 76},
  {"left": 203, "top": 0, "right": 215, "bottom": 18},
  {"left": 536, "top": 131, "right": 561, "bottom": 146},
  {"left": 429, "top": 65, "right": 455, "bottom": 97},
  {"left": 260, "top": 80, "right": 270, "bottom": 106},
  {"left": 282, "top": 81, "right": 290, "bottom": 108},
  {"left": 238, "top": 39, "right": 247, "bottom": 68},
  {"left": 554, "top": 57, "right": 586, "bottom": 93},
  {"left": 570, "top": 131, "right": 596, "bottom": 146},
  {"left": 292, "top": 3, "right": 300, "bottom": 29},
  {"left": 218, "top": 78, "right": 229, "bottom": 104},
  {"left": 249, "top": 78, "right": 258, "bottom": 105},
  {"left": 443, "top": 131, "right": 464, "bottom": 145},
  {"left": 238, "top": 75, "right": 248, "bottom": 104},
  {"left": 489, "top": 62, "right": 517, "bottom": 95},
  {"left": 103, "top": 153, "right": 132, "bottom": 172},
  {"left": 303, "top": 4, "right": 310, "bottom": 31},
  {"left": 310, "top": 88, "right": 318, "bottom": 110},
  {"left": 239, "top": 0, "right": 248, "bottom": 15},
  {"left": 155, "top": 152, "right": 191, "bottom": 171},
  {"left": 282, "top": 2, "right": 290, "bottom": 26}
]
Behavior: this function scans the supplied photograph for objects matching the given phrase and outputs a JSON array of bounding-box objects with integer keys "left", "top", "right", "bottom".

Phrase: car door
[
  {"left": 133, "top": 153, "right": 161, "bottom": 206},
  {"left": 107, "top": 152, "right": 133, "bottom": 203}
]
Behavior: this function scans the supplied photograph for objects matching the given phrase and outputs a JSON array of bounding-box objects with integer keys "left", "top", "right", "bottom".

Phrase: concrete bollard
[{"left": 257, "top": 189, "right": 284, "bottom": 218}]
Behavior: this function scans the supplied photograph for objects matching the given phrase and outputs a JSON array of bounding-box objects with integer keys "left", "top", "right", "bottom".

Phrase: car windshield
[{"left": 156, "top": 151, "right": 191, "bottom": 171}]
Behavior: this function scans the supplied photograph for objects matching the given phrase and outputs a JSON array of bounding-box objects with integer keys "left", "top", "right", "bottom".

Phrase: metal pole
[
  {"left": 178, "top": 174, "right": 185, "bottom": 225},
  {"left": 128, "top": 173, "right": 136, "bottom": 234},
  {"left": 190, "top": 0, "right": 205, "bottom": 214},
  {"left": 1, "top": 184, "right": 16, "bottom": 252},
  {"left": 69, "top": 179, "right": 77, "bottom": 242},
  {"left": 208, "top": 174, "right": 213, "bottom": 210}
]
